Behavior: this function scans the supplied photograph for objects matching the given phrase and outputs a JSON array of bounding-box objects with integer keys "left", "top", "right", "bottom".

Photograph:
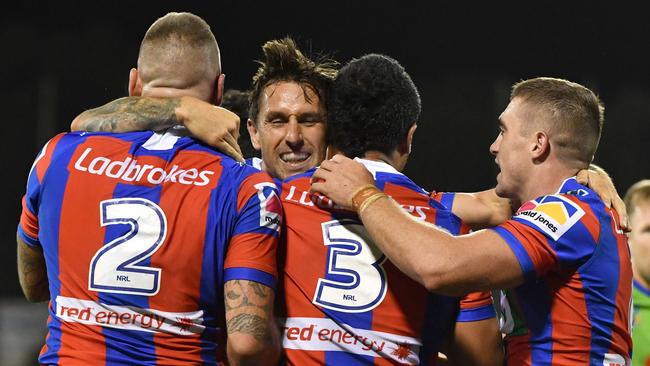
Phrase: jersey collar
[{"left": 354, "top": 157, "right": 403, "bottom": 178}]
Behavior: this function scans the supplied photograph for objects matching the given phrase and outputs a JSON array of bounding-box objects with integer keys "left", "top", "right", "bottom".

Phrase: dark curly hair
[
  {"left": 327, "top": 54, "right": 421, "bottom": 158},
  {"left": 249, "top": 37, "right": 338, "bottom": 124}
]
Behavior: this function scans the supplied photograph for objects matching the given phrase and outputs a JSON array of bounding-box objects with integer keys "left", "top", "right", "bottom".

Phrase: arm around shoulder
[
  {"left": 70, "top": 96, "right": 181, "bottom": 132},
  {"left": 450, "top": 189, "right": 513, "bottom": 229},
  {"left": 357, "top": 196, "right": 524, "bottom": 295}
]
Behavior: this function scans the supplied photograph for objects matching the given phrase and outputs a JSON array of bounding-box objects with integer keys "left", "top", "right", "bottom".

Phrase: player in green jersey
[{"left": 625, "top": 179, "right": 650, "bottom": 365}]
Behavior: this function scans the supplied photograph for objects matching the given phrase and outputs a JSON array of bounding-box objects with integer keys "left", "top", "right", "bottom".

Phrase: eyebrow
[{"left": 265, "top": 111, "right": 324, "bottom": 121}]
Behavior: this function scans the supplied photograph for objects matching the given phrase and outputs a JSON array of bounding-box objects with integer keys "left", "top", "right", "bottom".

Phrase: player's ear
[
  {"left": 531, "top": 131, "right": 550, "bottom": 161},
  {"left": 397, "top": 123, "right": 418, "bottom": 155},
  {"left": 128, "top": 68, "right": 143, "bottom": 97},
  {"left": 406, "top": 123, "right": 417, "bottom": 154},
  {"left": 214, "top": 73, "right": 225, "bottom": 106},
  {"left": 247, "top": 118, "right": 262, "bottom": 151}
]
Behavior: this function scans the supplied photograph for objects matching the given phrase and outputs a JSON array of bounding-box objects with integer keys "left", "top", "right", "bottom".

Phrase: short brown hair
[
  {"left": 138, "top": 12, "right": 220, "bottom": 85},
  {"left": 511, "top": 77, "right": 604, "bottom": 167},
  {"left": 624, "top": 179, "right": 650, "bottom": 217},
  {"left": 248, "top": 37, "right": 338, "bottom": 124}
]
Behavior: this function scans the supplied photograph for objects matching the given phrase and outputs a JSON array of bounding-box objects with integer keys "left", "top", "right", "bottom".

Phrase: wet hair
[
  {"left": 248, "top": 37, "right": 338, "bottom": 124},
  {"left": 511, "top": 77, "right": 604, "bottom": 167},
  {"left": 327, "top": 53, "right": 421, "bottom": 158}
]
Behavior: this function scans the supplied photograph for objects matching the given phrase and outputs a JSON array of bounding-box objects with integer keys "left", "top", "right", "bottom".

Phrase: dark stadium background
[{"left": 2, "top": 1, "right": 649, "bottom": 301}]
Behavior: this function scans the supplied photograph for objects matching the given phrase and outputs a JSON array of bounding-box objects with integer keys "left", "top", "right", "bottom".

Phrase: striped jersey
[
  {"left": 18, "top": 130, "right": 282, "bottom": 365},
  {"left": 278, "top": 158, "right": 495, "bottom": 365},
  {"left": 491, "top": 177, "right": 632, "bottom": 365}
]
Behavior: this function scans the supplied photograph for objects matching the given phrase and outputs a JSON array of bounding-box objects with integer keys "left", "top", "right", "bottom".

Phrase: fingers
[
  {"left": 309, "top": 181, "right": 325, "bottom": 195},
  {"left": 601, "top": 191, "right": 613, "bottom": 209},
  {"left": 223, "top": 131, "right": 243, "bottom": 156},
  {"left": 612, "top": 196, "right": 630, "bottom": 232},
  {"left": 216, "top": 136, "right": 244, "bottom": 162},
  {"left": 580, "top": 168, "right": 629, "bottom": 232},
  {"left": 230, "top": 116, "right": 241, "bottom": 141},
  {"left": 576, "top": 169, "right": 589, "bottom": 185},
  {"left": 222, "top": 144, "right": 244, "bottom": 162},
  {"left": 309, "top": 165, "right": 334, "bottom": 194},
  {"left": 317, "top": 159, "right": 339, "bottom": 172},
  {"left": 311, "top": 165, "right": 331, "bottom": 182}
]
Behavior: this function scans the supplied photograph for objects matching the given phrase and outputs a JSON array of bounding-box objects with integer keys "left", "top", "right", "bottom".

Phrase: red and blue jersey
[
  {"left": 491, "top": 177, "right": 632, "bottom": 365},
  {"left": 18, "top": 130, "right": 281, "bottom": 365},
  {"left": 277, "top": 158, "right": 495, "bottom": 365}
]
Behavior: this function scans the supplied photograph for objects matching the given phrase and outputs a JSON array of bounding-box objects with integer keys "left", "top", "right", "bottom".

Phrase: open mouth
[{"left": 280, "top": 152, "right": 311, "bottom": 165}]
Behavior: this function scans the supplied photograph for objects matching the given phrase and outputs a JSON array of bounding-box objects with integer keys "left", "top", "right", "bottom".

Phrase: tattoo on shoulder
[{"left": 79, "top": 97, "right": 181, "bottom": 133}]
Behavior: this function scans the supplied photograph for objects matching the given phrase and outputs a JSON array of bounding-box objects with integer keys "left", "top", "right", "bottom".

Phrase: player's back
[
  {"left": 278, "top": 158, "right": 485, "bottom": 365},
  {"left": 19, "top": 130, "right": 280, "bottom": 365}
]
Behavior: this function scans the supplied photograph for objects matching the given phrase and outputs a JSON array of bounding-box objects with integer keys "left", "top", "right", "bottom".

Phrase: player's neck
[
  {"left": 362, "top": 150, "right": 405, "bottom": 172},
  {"left": 519, "top": 163, "right": 577, "bottom": 203}
]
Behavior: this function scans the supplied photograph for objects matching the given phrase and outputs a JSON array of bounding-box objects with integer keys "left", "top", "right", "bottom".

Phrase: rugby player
[
  {"left": 17, "top": 12, "right": 281, "bottom": 365},
  {"left": 312, "top": 77, "right": 633, "bottom": 365}
]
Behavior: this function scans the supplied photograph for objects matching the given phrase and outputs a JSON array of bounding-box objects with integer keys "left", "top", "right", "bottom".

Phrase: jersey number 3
[
  {"left": 89, "top": 198, "right": 167, "bottom": 296},
  {"left": 313, "top": 219, "right": 388, "bottom": 313}
]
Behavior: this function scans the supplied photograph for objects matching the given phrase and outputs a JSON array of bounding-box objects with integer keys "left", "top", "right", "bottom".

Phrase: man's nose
[
  {"left": 285, "top": 118, "right": 304, "bottom": 149},
  {"left": 489, "top": 135, "right": 500, "bottom": 156}
]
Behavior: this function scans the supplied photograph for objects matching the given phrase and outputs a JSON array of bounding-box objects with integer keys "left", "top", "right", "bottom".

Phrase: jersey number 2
[
  {"left": 89, "top": 198, "right": 167, "bottom": 296},
  {"left": 313, "top": 219, "right": 388, "bottom": 313}
]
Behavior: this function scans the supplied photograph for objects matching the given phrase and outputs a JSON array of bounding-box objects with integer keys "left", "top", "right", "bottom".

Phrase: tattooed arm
[
  {"left": 71, "top": 96, "right": 244, "bottom": 161},
  {"left": 224, "top": 279, "right": 280, "bottom": 366},
  {"left": 70, "top": 96, "right": 180, "bottom": 133},
  {"left": 17, "top": 235, "right": 49, "bottom": 302}
]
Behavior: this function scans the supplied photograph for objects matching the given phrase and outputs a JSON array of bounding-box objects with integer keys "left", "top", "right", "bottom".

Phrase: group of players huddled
[{"left": 17, "top": 11, "right": 644, "bottom": 366}]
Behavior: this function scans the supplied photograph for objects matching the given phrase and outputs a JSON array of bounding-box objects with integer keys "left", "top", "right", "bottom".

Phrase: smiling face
[
  {"left": 248, "top": 81, "right": 327, "bottom": 180},
  {"left": 489, "top": 97, "right": 534, "bottom": 202}
]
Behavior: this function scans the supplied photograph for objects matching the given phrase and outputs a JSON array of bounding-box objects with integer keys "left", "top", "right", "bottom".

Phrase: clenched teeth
[{"left": 280, "top": 152, "right": 310, "bottom": 163}]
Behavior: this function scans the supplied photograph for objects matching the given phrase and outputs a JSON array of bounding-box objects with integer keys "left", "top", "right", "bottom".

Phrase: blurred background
[{"left": 2, "top": 1, "right": 649, "bottom": 363}]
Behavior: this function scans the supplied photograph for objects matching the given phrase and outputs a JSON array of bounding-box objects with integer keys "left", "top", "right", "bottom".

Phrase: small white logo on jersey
[
  {"left": 73, "top": 147, "right": 214, "bottom": 186},
  {"left": 254, "top": 182, "right": 282, "bottom": 232},
  {"left": 514, "top": 195, "right": 585, "bottom": 241},
  {"left": 602, "top": 353, "right": 629, "bottom": 366}
]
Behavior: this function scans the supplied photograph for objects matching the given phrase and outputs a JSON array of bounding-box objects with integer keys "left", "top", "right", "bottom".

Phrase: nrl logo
[{"left": 514, "top": 195, "right": 585, "bottom": 241}]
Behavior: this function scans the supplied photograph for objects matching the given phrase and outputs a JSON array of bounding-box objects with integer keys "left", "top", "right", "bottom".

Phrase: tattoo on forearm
[
  {"left": 18, "top": 246, "right": 49, "bottom": 298},
  {"left": 227, "top": 313, "right": 268, "bottom": 341},
  {"left": 225, "top": 280, "right": 273, "bottom": 341},
  {"left": 79, "top": 97, "right": 181, "bottom": 132}
]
